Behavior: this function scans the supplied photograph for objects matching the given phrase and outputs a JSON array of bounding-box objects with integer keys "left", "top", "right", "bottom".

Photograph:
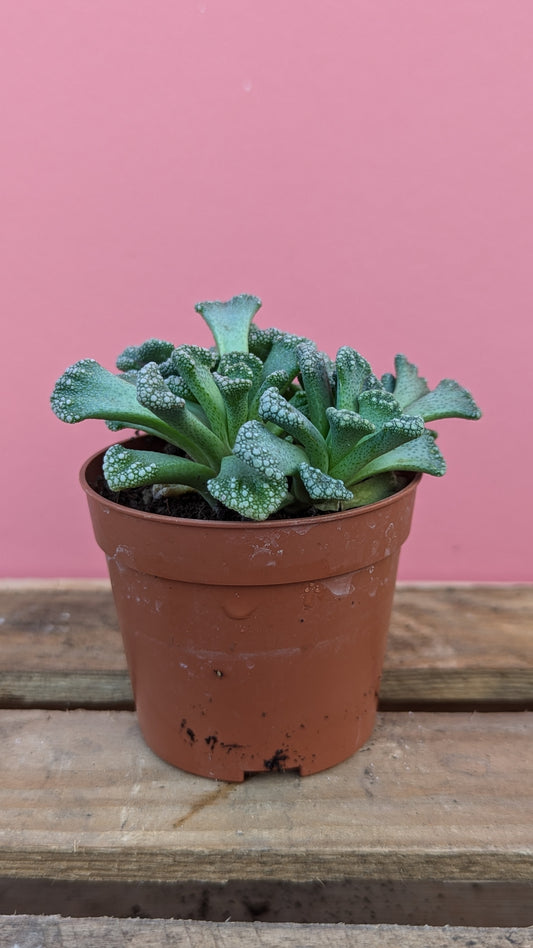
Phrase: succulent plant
[{"left": 51, "top": 294, "right": 481, "bottom": 520}]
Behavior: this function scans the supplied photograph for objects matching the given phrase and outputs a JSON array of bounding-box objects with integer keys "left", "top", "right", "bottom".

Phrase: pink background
[{"left": 2, "top": 1, "right": 532, "bottom": 580}]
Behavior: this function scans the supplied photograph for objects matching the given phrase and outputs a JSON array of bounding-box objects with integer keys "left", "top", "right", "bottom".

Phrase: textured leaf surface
[
  {"left": 345, "top": 472, "right": 408, "bottom": 507},
  {"left": 335, "top": 347, "right": 372, "bottom": 410},
  {"left": 391, "top": 354, "right": 430, "bottom": 408},
  {"left": 103, "top": 445, "right": 214, "bottom": 494},
  {"left": 174, "top": 346, "right": 228, "bottom": 443},
  {"left": 261, "top": 331, "right": 309, "bottom": 382},
  {"left": 195, "top": 294, "right": 262, "bottom": 355},
  {"left": 136, "top": 363, "right": 227, "bottom": 466},
  {"left": 218, "top": 351, "right": 263, "bottom": 389},
  {"left": 233, "top": 421, "right": 306, "bottom": 476},
  {"left": 136, "top": 363, "right": 186, "bottom": 417},
  {"left": 403, "top": 379, "right": 482, "bottom": 421},
  {"left": 297, "top": 342, "right": 333, "bottom": 437},
  {"left": 248, "top": 324, "right": 278, "bottom": 361},
  {"left": 51, "top": 360, "right": 177, "bottom": 440},
  {"left": 358, "top": 390, "right": 403, "bottom": 428},
  {"left": 331, "top": 415, "right": 425, "bottom": 482},
  {"left": 115, "top": 339, "right": 174, "bottom": 372},
  {"left": 351, "top": 431, "right": 446, "bottom": 482},
  {"left": 213, "top": 372, "right": 253, "bottom": 443},
  {"left": 259, "top": 387, "right": 329, "bottom": 471},
  {"left": 326, "top": 407, "right": 375, "bottom": 467},
  {"left": 208, "top": 455, "right": 290, "bottom": 520},
  {"left": 298, "top": 463, "right": 353, "bottom": 504}
]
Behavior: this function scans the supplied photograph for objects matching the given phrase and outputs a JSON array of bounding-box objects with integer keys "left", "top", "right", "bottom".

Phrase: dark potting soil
[{"left": 97, "top": 478, "right": 326, "bottom": 523}]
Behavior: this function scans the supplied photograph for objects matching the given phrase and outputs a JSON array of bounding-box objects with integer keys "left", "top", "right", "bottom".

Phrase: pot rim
[{"left": 80, "top": 439, "right": 423, "bottom": 532}]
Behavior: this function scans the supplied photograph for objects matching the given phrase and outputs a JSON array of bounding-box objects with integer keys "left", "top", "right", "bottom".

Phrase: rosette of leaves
[
  {"left": 51, "top": 295, "right": 481, "bottom": 520},
  {"left": 244, "top": 342, "right": 481, "bottom": 512}
]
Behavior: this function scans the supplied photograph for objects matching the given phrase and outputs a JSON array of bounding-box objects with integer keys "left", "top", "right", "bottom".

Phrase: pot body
[{"left": 81, "top": 446, "right": 420, "bottom": 781}]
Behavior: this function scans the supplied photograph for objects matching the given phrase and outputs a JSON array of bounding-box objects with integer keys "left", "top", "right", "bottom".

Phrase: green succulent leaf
[
  {"left": 105, "top": 420, "right": 128, "bottom": 433},
  {"left": 363, "top": 373, "right": 386, "bottom": 393},
  {"left": 248, "top": 370, "right": 291, "bottom": 419},
  {"left": 390, "top": 354, "right": 430, "bottom": 408},
  {"left": 164, "top": 376, "right": 209, "bottom": 424},
  {"left": 297, "top": 342, "right": 333, "bottom": 438},
  {"left": 248, "top": 324, "right": 278, "bottom": 361},
  {"left": 331, "top": 414, "right": 425, "bottom": 483},
  {"left": 116, "top": 339, "right": 175, "bottom": 372},
  {"left": 350, "top": 430, "right": 446, "bottom": 483},
  {"left": 326, "top": 407, "right": 375, "bottom": 467},
  {"left": 288, "top": 388, "right": 308, "bottom": 413},
  {"left": 233, "top": 420, "right": 306, "bottom": 476},
  {"left": 298, "top": 463, "right": 353, "bottom": 507},
  {"left": 53, "top": 294, "right": 482, "bottom": 517},
  {"left": 357, "top": 389, "right": 403, "bottom": 428},
  {"left": 158, "top": 356, "right": 179, "bottom": 379},
  {"left": 51, "top": 359, "right": 183, "bottom": 444},
  {"left": 171, "top": 344, "right": 217, "bottom": 372},
  {"left": 401, "top": 378, "right": 482, "bottom": 421},
  {"left": 380, "top": 372, "right": 396, "bottom": 393},
  {"left": 174, "top": 345, "right": 228, "bottom": 444},
  {"left": 208, "top": 455, "right": 291, "bottom": 521},
  {"left": 218, "top": 352, "right": 263, "bottom": 388},
  {"left": 136, "top": 362, "right": 185, "bottom": 418},
  {"left": 165, "top": 374, "right": 196, "bottom": 401},
  {"left": 261, "top": 331, "right": 310, "bottom": 384},
  {"left": 258, "top": 387, "right": 329, "bottom": 471},
  {"left": 213, "top": 372, "right": 253, "bottom": 444},
  {"left": 117, "top": 370, "right": 138, "bottom": 385},
  {"left": 195, "top": 294, "right": 262, "bottom": 355},
  {"left": 335, "top": 347, "right": 372, "bottom": 411},
  {"left": 344, "top": 472, "right": 408, "bottom": 508},
  {"left": 103, "top": 444, "right": 214, "bottom": 497},
  {"left": 135, "top": 362, "right": 226, "bottom": 467}
]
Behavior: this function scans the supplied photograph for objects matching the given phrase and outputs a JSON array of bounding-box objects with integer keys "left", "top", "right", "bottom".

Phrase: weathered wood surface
[
  {"left": 383, "top": 583, "right": 533, "bottom": 707},
  {"left": 1, "top": 707, "right": 531, "bottom": 885},
  {"left": 1, "top": 583, "right": 532, "bottom": 927},
  {"left": 1, "top": 581, "right": 531, "bottom": 709},
  {"left": 1, "top": 916, "right": 532, "bottom": 947}
]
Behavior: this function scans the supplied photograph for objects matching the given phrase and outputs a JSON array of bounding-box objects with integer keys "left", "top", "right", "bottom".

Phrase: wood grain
[
  {"left": 0, "top": 708, "right": 531, "bottom": 885},
  {"left": 383, "top": 583, "right": 533, "bottom": 707},
  {"left": 0, "top": 581, "right": 531, "bottom": 709},
  {"left": 1, "top": 916, "right": 532, "bottom": 947},
  {"left": 1, "top": 583, "right": 532, "bottom": 929}
]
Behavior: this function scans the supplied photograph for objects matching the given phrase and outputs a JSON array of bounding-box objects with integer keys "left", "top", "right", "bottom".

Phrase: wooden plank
[
  {"left": 0, "top": 581, "right": 531, "bottom": 709},
  {"left": 383, "top": 584, "right": 533, "bottom": 707},
  {"left": 0, "top": 580, "right": 123, "bottom": 672},
  {"left": 0, "top": 580, "right": 132, "bottom": 708},
  {"left": 1, "top": 916, "right": 532, "bottom": 947},
  {"left": 0, "top": 708, "right": 532, "bottom": 886}
]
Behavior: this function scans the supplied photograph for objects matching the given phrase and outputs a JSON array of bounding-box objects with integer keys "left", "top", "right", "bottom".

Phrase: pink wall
[{"left": 2, "top": 1, "right": 532, "bottom": 580}]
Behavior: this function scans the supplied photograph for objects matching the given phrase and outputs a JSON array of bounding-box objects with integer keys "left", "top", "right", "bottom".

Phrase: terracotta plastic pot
[{"left": 81, "top": 443, "right": 421, "bottom": 782}]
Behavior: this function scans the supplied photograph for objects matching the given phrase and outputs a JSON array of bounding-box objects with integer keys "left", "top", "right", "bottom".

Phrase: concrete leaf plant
[
  {"left": 50, "top": 294, "right": 483, "bottom": 780},
  {"left": 51, "top": 294, "right": 481, "bottom": 521}
]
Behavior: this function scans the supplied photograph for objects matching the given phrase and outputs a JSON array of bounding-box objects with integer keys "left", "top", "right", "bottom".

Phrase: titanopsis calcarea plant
[{"left": 51, "top": 295, "right": 481, "bottom": 520}]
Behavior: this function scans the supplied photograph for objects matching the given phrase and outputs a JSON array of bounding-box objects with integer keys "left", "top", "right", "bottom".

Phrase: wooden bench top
[
  {"left": 0, "top": 581, "right": 532, "bottom": 936},
  {"left": 2, "top": 916, "right": 532, "bottom": 946}
]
